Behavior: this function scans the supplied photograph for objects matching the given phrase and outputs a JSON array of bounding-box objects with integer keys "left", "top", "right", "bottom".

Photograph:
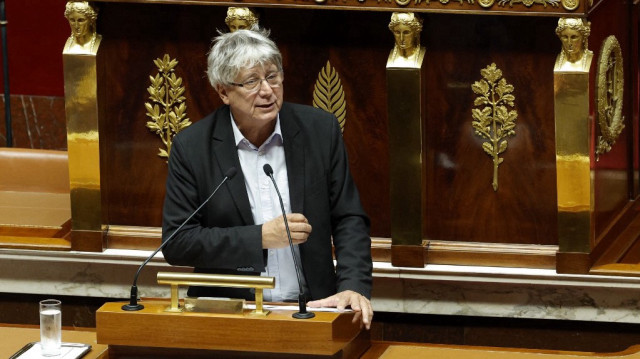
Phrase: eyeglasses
[{"left": 230, "top": 72, "right": 283, "bottom": 93}]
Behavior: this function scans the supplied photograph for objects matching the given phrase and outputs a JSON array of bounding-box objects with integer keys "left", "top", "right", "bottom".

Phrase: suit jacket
[{"left": 162, "top": 102, "right": 372, "bottom": 300}]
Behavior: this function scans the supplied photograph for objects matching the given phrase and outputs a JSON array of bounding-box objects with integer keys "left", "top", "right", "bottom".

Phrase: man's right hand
[{"left": 262, "top": 213, "right": 312, "bottom": 249}]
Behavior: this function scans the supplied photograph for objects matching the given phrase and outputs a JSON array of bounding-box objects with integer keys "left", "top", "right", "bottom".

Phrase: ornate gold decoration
[
  {"left": 554, "top": 18, "right": 592, "bottom": 72},
  {"left": 63, "top": 1, "right": 102, "bottom": 55},
  {"left": 595, "top": 35, "right": 624, "bottom": 159},
  {"left": 313, "top": 61, "right": 346, "bottom": 132},
  {"left": 497, "top": 0, "right": 559, "bottom": 7},
  {"left": 225, "top": 7, "right": 259, "bottom": 32},
  {"left": 413, "top": 0, "right": 562, "bottom": 6},
  {"left": 478, "top": 0, "right": 495, "bottom": 7},
  {"left": 471, "top": 63, "right": 517, "bottom": 192},
  {"left": 387, "top": 12, "right": 425, "bottom": 68},
  {"left": 561, "top": 0, "right": 579, "bottom": 10},
  {"left": 414, "top": 0, "right": 475, "bottom": 4},
  {"left": 145, "top": 54, "right": 192, "bottom": 160}
]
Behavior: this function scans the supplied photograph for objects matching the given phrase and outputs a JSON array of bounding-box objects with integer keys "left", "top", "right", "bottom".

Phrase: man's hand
[
  {"left": 262, "top": 213, "right": 312, "bottom": 249},
  {"left": 307, "top": 290, "right": 373, "bottom": 330}
]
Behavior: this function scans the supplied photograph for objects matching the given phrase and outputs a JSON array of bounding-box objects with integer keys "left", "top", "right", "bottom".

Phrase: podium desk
[
  {"left": 97, "top": 300, "right": 370, "bottom": 358},
  {"left": 1, "top": 324, "right": 108, "bottom": 358}
]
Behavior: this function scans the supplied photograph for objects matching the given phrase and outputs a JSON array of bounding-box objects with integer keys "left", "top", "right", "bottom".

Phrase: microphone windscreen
[
  {"left": 225, "top": 167, "right": 238, "bottom": 179},
  {"left": 263, "top": 164, "right": 274, "bottom": 176}
]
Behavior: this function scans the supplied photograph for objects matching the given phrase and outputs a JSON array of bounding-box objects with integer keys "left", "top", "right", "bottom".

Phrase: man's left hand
[{"left": 307, "top": 290, "right": 373, "bottom": 330}]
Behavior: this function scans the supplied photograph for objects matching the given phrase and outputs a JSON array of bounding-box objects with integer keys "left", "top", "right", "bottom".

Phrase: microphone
[
  {"left": 263, "top": 163, "right": 315, "bottom": 319},
  {"left": 122, "top": 166, "right": 238, "bottom": 311}
]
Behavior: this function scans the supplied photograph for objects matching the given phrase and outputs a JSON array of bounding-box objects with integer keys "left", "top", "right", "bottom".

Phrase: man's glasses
[{"left": 230, "top": 72, "right": 283, "bottom": 93}]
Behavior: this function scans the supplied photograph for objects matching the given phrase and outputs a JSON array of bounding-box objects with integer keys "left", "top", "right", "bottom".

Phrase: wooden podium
[{"left": 96, "top": 300, "right": 370, "bottom": 358}]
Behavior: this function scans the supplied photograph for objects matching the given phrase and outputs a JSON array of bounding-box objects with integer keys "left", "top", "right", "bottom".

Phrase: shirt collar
[{"left": 230, "top": 113, "right": 282, "bottom": 150}]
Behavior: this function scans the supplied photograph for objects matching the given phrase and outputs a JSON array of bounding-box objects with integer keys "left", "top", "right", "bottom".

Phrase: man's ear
[{"left": 217, "top": 85, "right": 230, "bottom": 105}]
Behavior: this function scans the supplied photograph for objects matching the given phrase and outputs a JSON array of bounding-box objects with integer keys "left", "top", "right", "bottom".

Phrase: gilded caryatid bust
[
  {"left": 387, "top": 12, "right": 425, "bottom": 69},
  {"left": 554, "top": 17, "right": 592, "bottom": 72},
  {"left": 225, "top": 7, "right": 259, "bottom": 32},
  {"left": 63, "top": 1, "right": 101, "bottom": 55}
]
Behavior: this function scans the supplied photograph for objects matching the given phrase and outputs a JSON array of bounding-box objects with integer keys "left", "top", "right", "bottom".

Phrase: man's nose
[{"left": 257, "top": 79, "right": 273, "bottom": 94}]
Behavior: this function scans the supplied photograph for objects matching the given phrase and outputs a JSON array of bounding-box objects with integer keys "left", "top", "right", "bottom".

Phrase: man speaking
[{"left": 162, "top": 28, "right": 373, "bottom": 329}]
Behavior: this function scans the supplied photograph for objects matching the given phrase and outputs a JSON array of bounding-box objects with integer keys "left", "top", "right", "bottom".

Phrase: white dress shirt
[{"left": 231, "top": 115, "right": 308, "bottom": 302}]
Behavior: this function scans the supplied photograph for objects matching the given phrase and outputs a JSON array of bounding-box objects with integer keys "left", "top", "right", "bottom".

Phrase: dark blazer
[{"left": 162, "top": 102, "right": 372, "bottom": 300}]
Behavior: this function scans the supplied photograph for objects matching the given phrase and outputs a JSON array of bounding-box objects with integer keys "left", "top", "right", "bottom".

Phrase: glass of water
[{"left": 39, "top": 299, "right": 62, "bottom": 356}]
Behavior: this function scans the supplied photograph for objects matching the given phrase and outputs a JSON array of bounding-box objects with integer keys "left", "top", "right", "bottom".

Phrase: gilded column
[
  {"left": 63, "top": 1, "right": 106, "bottom": 251},
  {"left": 553, "top": 18, "right": 593, "bottom": 272},
  {"left": 386, "top": 12, "right": 426, "bottom": 267}
]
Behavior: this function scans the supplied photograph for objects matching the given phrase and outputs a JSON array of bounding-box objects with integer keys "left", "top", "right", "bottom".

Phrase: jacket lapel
[
  {"left": 280, "top": 104, "right": 304, "bottom": 214},
  {"left": 211, "top": 106, "right": 254, "bottom": 225}
]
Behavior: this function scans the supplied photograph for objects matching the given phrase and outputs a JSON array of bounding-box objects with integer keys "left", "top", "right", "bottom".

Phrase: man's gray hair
[{"left": 206, "top": 28, "right": 283, "bottom": 89}]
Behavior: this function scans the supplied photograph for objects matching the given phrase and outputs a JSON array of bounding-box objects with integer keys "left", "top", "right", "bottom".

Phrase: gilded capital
[
  {"left": 554, "top": 17, "right": 592, "bottom": 72},
  {"left": 63, "top": 1, "right": 101, "bottom": 55},
  {"left": 225, "top": 7, "right": 259, "bottom": 32},
  {"left": 387, "top": 12, "right": 425, "bottom": 68}
]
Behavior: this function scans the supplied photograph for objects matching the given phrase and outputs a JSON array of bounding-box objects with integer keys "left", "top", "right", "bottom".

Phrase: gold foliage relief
[
  {"left": 595, "top": 36, "right": 624, "bottom": 160},
  {"left": 409, "top": 0, "right": 564, "bottom": 9},
  {"left": 145, "top": 54, "right": 192, "bottom": 161},
  {"left": 313, "top": 61, "right": 346, "bottom": 132},
  {"left": 471, "top": 63, "right": 517, "bottom": 192}
]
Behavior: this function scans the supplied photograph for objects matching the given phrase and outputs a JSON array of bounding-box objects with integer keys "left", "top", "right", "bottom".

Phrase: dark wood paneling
[
  {"left": 589, "top": 1, "right": 635, "bottom": 243},
  {"left": 98, "top": 5, "right": 567, "bottom": 247},
  {"left": 98, "top": 5, "right": 392, "bottom": 234},
  {"left": 424, "top": 15, "right": 559, "bottom": 245},
  {"left": 265, "top": 9, "right": 392, "bottom": 236},
  {"left": 99, "top": 3, "right": 226, "bottom": 227},
  {"left": 372, "top": 312, "right": 640, "bottom": 353}
]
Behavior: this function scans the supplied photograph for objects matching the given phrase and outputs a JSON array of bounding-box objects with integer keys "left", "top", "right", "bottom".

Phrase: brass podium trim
[{"left": 157, "top": 272, "right": 275, "bottom": 315}]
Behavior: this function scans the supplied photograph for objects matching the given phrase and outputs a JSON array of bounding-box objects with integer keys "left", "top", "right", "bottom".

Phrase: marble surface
[
  {"left": 2, "top": 248, "right": 640, "bottom": 324},
  {"left": 0, "top": 95, "right": 67, "bottom": 149}
]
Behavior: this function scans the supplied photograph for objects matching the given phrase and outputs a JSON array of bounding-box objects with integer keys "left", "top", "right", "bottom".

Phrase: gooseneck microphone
[
  {"left": 263, "top": 164, "right": 315, "bottom": 319},
  {"left": 122, "top": 166, "right": 238, "bottom": 311}
]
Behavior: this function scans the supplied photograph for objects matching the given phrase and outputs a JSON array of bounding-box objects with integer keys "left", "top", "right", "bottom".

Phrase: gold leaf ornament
[
  {"left": 145, "top": 54, "right": 192, "bottom": 161},
  {"left": 471, "top": 63, "right": 518, "bottom": 192},
  {"left": 313, "top": 61, "right": 347, "bottom": 132}
]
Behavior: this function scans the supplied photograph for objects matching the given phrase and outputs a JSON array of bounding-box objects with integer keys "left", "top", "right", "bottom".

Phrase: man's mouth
[{"left": 257, "top": 103, "right": 275, "bottom": 109}]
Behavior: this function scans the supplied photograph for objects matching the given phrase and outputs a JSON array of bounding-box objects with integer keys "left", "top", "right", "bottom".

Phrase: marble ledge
[{"left": 2, "top": 248, "right": 640, "bottom": 324}]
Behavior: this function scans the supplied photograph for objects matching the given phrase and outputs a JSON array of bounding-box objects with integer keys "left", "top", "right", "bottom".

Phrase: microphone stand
[
  {"left": 122, "top": 167, "right": 237, "bottom": 311},
  {"left": 0, "top": 0, "right": 11, "bottom": 147},
  {"left": 264, "top": 164, "right": 315, "bottom": 319}
]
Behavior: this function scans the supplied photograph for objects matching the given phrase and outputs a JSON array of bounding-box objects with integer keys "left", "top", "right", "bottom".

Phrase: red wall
[{"left": 0, "top": 0, "right": 69, "bottom": 96}]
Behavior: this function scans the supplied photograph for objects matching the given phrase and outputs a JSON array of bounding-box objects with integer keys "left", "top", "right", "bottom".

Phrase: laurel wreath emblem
[{"left": 145, "top": 54, "right": 192, "bottom": 161}]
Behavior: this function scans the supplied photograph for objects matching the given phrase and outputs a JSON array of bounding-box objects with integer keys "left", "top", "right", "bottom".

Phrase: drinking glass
[{"left": 39, "top": 299, "right": 62, "bottom": 356}]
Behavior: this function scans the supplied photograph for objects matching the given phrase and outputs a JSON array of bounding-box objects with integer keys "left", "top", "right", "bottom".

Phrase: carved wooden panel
[
  {"left": 588, "top": 1, "right": 634, "bottom": 245},
  {"left": 423, "top": 15, "right": 559, "bottom": 245}
]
